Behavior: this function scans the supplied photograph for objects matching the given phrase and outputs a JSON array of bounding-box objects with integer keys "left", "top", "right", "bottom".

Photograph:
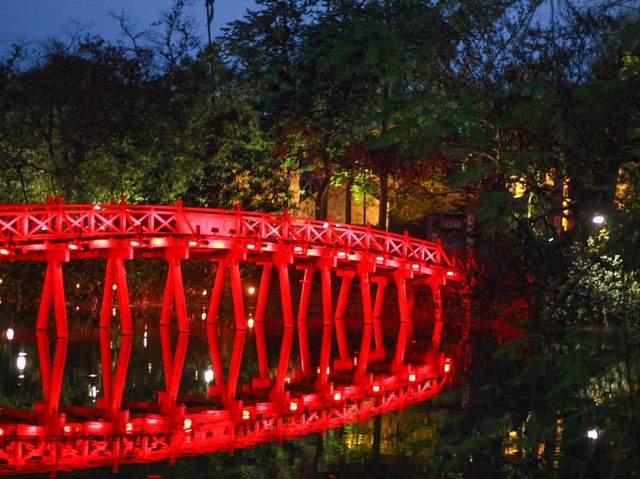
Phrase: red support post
[
  {"left": 36, "top": 331, "right": 68, "bottom": 416},
  {"left": 431, "top": 282, "right": 443, "bottom": 352},
  {"left": 110, "top": 334, "right": 132, "bottom": 411},
  {"left": 206, "top": 259, "right": 228, "bottom": 325},
  {"left": 271, "top": 327, "right": 293, "bottom": 399},
  {"left": 206, "top": 323, "right": 226, "bottom": 395},
  {"left": 37, "top": 258, "right": 68, "bottom": 338},
  {"left": 316, "top": 260, "right": 333, "bottom": 390},
  {"left": 371, "top": 278, "right": 388, "bottom": 362},
  {"left": 229, "top": 259, "right": 246, "bottom": 331},
  {"left": 99, "top": 329, "right": 132, "bottom": 413},
  {"left": 356, "top": 269, "right": 373, "bottom": 378},
  {"left": 224, "top": 330, "right": 246, "bottom": 404},
  {"left": 392, "top": 271, "right": 411, "bottom": 371},
  {"left": 334, "top": 271, "right": 355, "bottom": 370},
  {"left": 100, "top": 328, "right": 113, "bottom": 405},
  {"left": 160, "top": 255, "right": 189, "bottom": 333},
  {"left": 271, "top": 258, "right": 294, "bottom": 396},
  {"left": 254, "top": 263, "right": 273, "bottom": 383},
  {"left": 159, "top": 327, "right": 189, "bottom": 410},
  {"left": 296, "top": 265, "right": 315, "bottom": 378},
  {"left": 99, "top": 253, "right": 133, "bottom": 335}
]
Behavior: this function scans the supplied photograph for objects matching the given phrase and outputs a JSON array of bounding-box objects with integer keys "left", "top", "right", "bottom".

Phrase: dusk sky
[{"left": 0, "top": 0, "right": 255, "bottom": 54}]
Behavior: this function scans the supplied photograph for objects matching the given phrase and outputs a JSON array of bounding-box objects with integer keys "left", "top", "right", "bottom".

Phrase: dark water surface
[{"left": 0, "top": 261, "right": 491, "bottom": 478}]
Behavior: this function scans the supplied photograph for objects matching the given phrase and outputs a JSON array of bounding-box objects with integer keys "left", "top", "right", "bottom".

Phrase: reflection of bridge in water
[{"left": 0, "top": 200, "right": 469, "bottom": 474}]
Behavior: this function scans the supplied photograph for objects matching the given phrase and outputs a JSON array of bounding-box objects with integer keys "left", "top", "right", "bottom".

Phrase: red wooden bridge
[{"left": 0, "top": 199, "right": 469, "bottom": 474}]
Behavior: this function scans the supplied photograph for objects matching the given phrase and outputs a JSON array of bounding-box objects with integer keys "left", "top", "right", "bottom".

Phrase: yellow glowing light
[
  {"left": 242, "top": 410, "right": 250, "bottom": 420},
  {"left": 248, "top": 286, "right": 256, "bottom": 295},
  {"left": 248, "top": 318, "right": 254, "bottom": 328},
  {"left": 290, "top": 401, "right": 298, "bottom": 411}
]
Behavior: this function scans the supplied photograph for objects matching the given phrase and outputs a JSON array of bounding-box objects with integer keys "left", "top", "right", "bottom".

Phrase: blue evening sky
[{"left": 0, "top": 0, "right": 255, "bottom": 54}]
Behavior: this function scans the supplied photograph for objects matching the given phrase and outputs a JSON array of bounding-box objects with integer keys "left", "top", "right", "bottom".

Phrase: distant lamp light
[
  {"left": 17, "top": 353, "right": 26, "bottom": 371},
  {"left": 204, "top": 368, "right": 214, "bottom": 384},
  {"left": 201, "top": 312, "right": 207, "bottom": 320},
  {"left": 247, "top": 286, "right": 256, "bottom": 295},
  {"left": 587, "top": 429, "right": 598, "bottom": 440},
  {"left": 333, "top": 392, "right": 342, "bottom": 401},
  {"left": 6, "top": 328, "right": 14, "bottom": 341},
  {"left": 592, "top": 214, "right": 606, "bottom": 225},
  {"left": 248, "top": 318, "right": 254, "bottom": 328},
  {"left": 443, "top": 358, "right": 451, "bottom": 373}
]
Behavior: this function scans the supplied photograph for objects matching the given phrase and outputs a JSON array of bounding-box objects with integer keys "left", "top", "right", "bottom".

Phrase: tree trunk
[
  {"left": 315, "top": 175, "right": 331, "bottom": 221},
  {"left": 378, "top": 170, "right": 388, "bottom": 230},
  {"left": 345, "top": 177, "right": 353, "bottom": 224}
]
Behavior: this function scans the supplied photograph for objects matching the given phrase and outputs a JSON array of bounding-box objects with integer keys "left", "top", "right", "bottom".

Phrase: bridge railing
[{"left": 0, "top": 200, "right": 461, "bottom": 269}]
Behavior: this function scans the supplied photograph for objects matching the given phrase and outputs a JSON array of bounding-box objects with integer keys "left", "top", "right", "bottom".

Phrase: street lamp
[{"left": 592, "top": 214, "right": 606, "bottom": 225}]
